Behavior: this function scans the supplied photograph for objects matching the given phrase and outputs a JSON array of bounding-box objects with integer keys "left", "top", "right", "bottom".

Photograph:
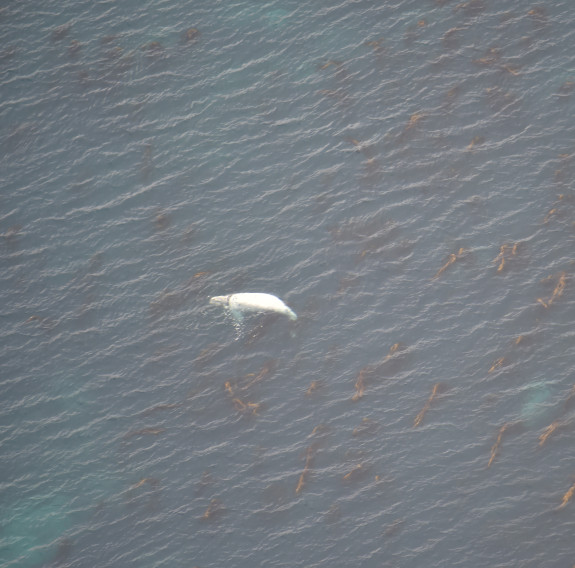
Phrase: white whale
[{"left": 209, "top": 293, "right": 297, "bottom": 322}]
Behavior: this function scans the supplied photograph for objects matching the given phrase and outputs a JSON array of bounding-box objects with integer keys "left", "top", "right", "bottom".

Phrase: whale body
[{"left": 209, "top": 293, "right": 297, "bottom": 321}]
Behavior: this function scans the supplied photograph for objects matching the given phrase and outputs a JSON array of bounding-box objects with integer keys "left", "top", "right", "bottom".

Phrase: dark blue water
[{"left": 1, "top": 1, "right": 574, "bottom": 566}]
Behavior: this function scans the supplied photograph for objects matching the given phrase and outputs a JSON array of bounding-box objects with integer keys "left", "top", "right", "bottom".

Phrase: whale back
[
  {"left": 210, "top": 293, "right": 297, "bottom": 320},
  {"left": 230, "top": 293, "right": 297, "bottom": 319}
]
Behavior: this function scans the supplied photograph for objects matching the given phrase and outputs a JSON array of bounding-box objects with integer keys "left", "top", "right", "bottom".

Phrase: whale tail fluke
[{"left": 286, "top": 308, "right": 298, "bottom": 321}]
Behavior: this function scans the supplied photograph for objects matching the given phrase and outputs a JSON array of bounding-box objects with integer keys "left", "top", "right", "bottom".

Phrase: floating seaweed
[
  {"left": 433, "top": 247, "right": 467, "bottom": 279},
  {"left": 232, "top": 397, "right": 261, "bottom": 415},
  {"left": 413, "top": 383, "right": 445, "bottom": 428},
  {"left": 295, "top": 445, "right": 315, "bottom": 494},
  {"left": 487, "top": 422, "right": 522, "bottom": 468},
  {"left": 154, "top": 209, "right": 169, "bottom": 232},
  {"left": 543, "top": 193, "right": 575, "bottom": 223},
  {"left": 514, "top": 334, "right": 532, "bottom": 348},
  {"left": 485, "top": 86, "right": 519, "bottom": 114},
  {"left": 364, "top": 38, "right": 386, "bottom": 55},
  {"left": 141, "top": 403, "right": 181, "bottom": 417},
  {"left": 455, "top": 0, "right": 486, "bottom": 17},
  {"left": 342, "top": 463, "right": 371, "bottom": 483},
  {"left": 466, "top": 135, "right": 485, "bottom": 151},
  {"left": 122, "top": 427, "right": 165, "bottom": 440},
  {"left": 537, "top": 271, "right": 566, "bottom": 308},
  {"left": 406, "top": 111, "right": 425, "bottom": 130},
  {"left": 487, "top": 423, "right": 509, "bottom": 467},
  {"left": 51, "top": 24, "right": 71, "bottom": 42},
  {"left": 25, "top": 314, "right": 55, "bottom": 330},
  {"left": 201, "top": 498, "right": 225, "bottom": 521},
  {"left": 195, "top": 471, "right": 215, "bottom": 496},
  {"left": 558, "top": 480, "right": 575, "bottom": 509},
  {"left": 493, "top": 242, "right": 519, "bottom": 272},
  {"left": 323, "top": 503, "right": 342, "bottom": 524},
  {"left": 543, "top": 207, "right": 558, "bottom": 224},
  {"left": 129, "top": 477, "right": 160, "bottom": 491},
  {"left": 403, "top": 20, "right": 426, "bottom": 44},
  {"left": 385, "top": 343, "right": 403, "bottom": 361},
  {"left": 538, "top": 420, "right": 562, "bottom": 446},
  {"left": 556, "top": 80, "right": 575, "bottom": 101},
  {"left": 488, "top": 356, "right": 505, "bottom": 374},
  {"left": 442, "top": 27, "right": 463, "bottom": 50},
  {"left": 501, "top": 63, "right": 520, "bottom": 76},
  {"left": 52, "top": 537, "right": 73, "bottom": 565},
  {"left": 318, "top": 59, "right": 343, "bottom": 71},
  {"left": 306, "top": 381, "right": 321, "bottom": 396},
  {"left": 351, "top": 367, "right": 369, "bottom": 401},
  {"left": 142, "top": 41, "right": 166, "bottom": 59},
  {"left": 141, "top": 143, "right": 154, "bottom": 183},
  {"left": 352, "top": 418, "right": 379, "bottom": 438},
  {"left": 181, "top": 28, "right": 201, "bottom": 44},
  {"left": 68, "top": 40, "right": 82, "bottom": 59},
  {"left": 527, "top": 6, "right": 548, "bottom": 29},
  {"left": 444, "top": 85, "right": 461, "bottom": 106},
  {"left": 472, "top": 47, "right": 501, "bottom": 67},
  {"left": 243, "top": 359, "right": 277, "bottom": 390},
  {"left": 384, "top": 518, "right": 405, "bottom": 537},
  {"left": 224, "top": 381, "right": 235, "bottom": 397}
]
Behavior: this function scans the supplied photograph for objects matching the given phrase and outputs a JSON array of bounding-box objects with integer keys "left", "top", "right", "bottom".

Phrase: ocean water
[{"left": 1, "top": 0, "right": 574, "bottom": 566}]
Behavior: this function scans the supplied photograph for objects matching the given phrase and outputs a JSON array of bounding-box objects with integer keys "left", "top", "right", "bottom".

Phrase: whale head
[{"left": 209, "top": 295, "right": 230, "bottom": 306}]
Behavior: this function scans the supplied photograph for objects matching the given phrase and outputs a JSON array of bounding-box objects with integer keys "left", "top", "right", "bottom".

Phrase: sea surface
[{"left": 1, "top": 1, "right": 575, "bottom": 567}]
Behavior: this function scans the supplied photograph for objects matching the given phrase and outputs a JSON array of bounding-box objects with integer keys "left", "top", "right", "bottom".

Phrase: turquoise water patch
[
  {"left": 519, "top": 381, "right": 555, "bottom": 428},
  {"left": 0, "top": 495, "right": 72, "bottom": 568},
  {"left": 262, "top": 8, "right": 292, "bottom": 27}
]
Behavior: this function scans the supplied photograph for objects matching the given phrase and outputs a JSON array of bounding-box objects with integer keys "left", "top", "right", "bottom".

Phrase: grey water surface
[{"left": 1, "top": 1, "right": 575, "bottom": 567}]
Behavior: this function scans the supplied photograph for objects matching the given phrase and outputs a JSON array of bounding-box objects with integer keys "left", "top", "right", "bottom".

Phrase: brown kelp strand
[
  {"left": 385, "top": 343, "right": 402, "bottom": 360},
  {"left": 225, "top": 382, "right": 260, "bottom": 414},
  {"left": 406, "top": 111, "right": 424, "bottom": 130},
  {"left": 538, "top": 421, "right": 562, "bottom": 447},
  {"left": 295, "top": 445, "right": 315, "bottom": 495},
  {"left": 543, "top": 207, "right": 558, "bottom": 224},
  {"left": 122, "top": 427, "right": 165, "bottom": 440},
  {"left": 342, "top": 463, "right": 371, "bottom": 483},
  {"left": 129, "top": 477, "right": 160, "bottom": 491},
  {"left": 352, "top": 368, "right": 368, "bottom": 401},
  {"left": 544, "top": 193, "right": 574, "bottom": 223},
  {"left": 492, "top": 242, "right": 519, "bottom": 272},
  {"left": 352, "top": 418, "right": 379, "bottom": 438},
  {"left": 488, "top": 422, "right": 519, "bottom": 468},
  {"left": 242, "top": 359, "right": 277, "bottom": 390},
  {"left": 413, "top": 383, "right": 444, "bottom": 428},
  {"left": 342, "top": 464, "right": 363, "bottom": 481},
  {"left": 558, "top": 481, "right": 575, "bottom": 509},
  {"left": 384, "top": 519, "right": 405, "bottom": 537},
  {"left": 433, "top": 247, "right": 467, "bottom": 279},
  {"left": 488, "top": 357, "right": 505, "bottom": 374},
  {"left": 140, "top": 403, "right": 181, "bottom": 417},
  {"left": 201, "top": 498, "right": 225, "bottom": 521},
  {"left": 181, "top": 28, "right": 201, "bottom": 44},
  {"left": 224, "top": 381, "right": 235, "bottom": 396},
  {"left": 466, "top": 135, "right": 485, "bottom": 151},
  {"left": 537, "top": 271, "right": 566, "bottom": 308},
  {"left": 306, "top": 381, "right": 321, "bottom": 396},
  {"left": 232, "top": 398, "right": 261, "bottom": 415}
]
